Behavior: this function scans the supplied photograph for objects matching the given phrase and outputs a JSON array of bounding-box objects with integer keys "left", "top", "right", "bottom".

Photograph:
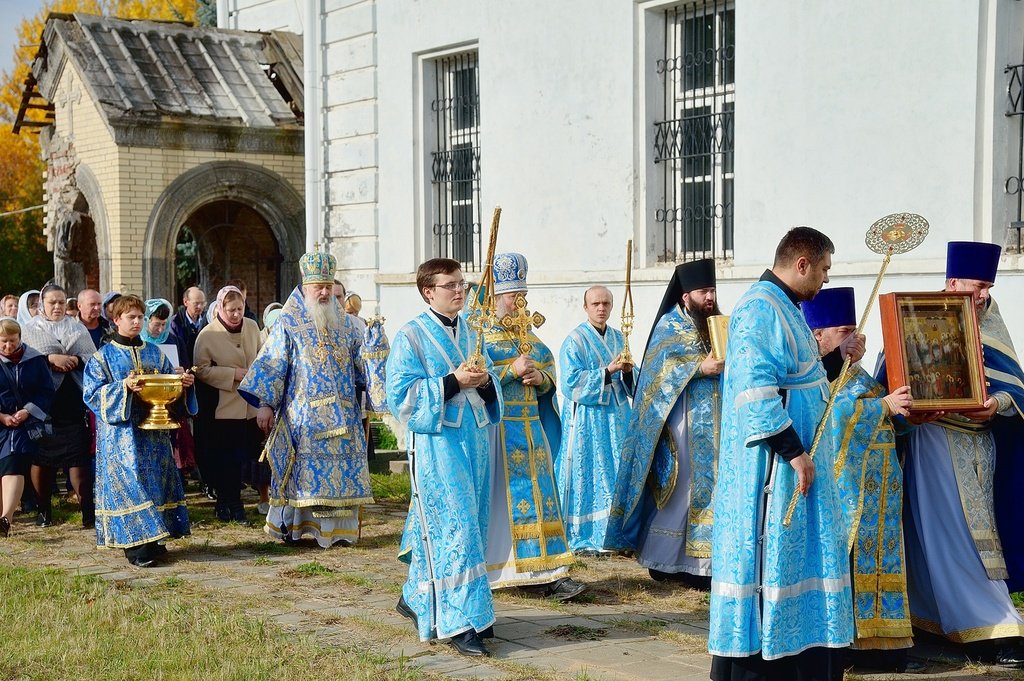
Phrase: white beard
[{"left": 306, "top": 293, "right": 342, "bottom": 333}]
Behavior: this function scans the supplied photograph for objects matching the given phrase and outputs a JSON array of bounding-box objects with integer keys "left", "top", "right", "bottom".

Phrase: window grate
[
  {"left": 430, "top": 52, "right": 482, "bottom": 270},
  {"left": 654, "top": 1, "right": 735, "bottom": 263},
  {"left": 1006, "top": 57, "right": 1024, "bottom": 252}
]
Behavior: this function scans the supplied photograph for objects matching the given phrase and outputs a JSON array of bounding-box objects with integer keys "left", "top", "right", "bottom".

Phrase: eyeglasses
[{"left": 433, "top": 280, "right": 470, "bottom": 292}]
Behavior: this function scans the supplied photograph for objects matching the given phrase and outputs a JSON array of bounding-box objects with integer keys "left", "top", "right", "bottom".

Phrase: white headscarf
[
  {"left": 21, "top": 287, "right": 96, "bottom": 390},
  {"left": 17, "top": 290, "right": 39, "bottom": 326}
]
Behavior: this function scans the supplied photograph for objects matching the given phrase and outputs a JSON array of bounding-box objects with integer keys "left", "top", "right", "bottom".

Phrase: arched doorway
[
  {"left": 145, "top": 161, "right": 304, "bottom": 304},
  {"left": 174, "top": 200, "right": 284, "bottom": 315}
]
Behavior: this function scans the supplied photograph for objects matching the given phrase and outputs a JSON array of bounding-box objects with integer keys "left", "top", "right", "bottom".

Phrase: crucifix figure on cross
[{"left": 500, "top": 293, "right": 545, "bottom": 355}]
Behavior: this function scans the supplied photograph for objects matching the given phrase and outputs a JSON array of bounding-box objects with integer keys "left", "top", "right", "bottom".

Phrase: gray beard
[{"left": 306, "top": 294, "right": 342, "bottom": 333}]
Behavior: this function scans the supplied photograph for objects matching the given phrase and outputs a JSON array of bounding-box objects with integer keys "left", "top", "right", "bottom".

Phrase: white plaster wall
[
  {"left": 228, "top": 0, "right": 1024, "bottom": 402},
  {"left": 218, "top": 0, "right": 303, "bottom": 30}
]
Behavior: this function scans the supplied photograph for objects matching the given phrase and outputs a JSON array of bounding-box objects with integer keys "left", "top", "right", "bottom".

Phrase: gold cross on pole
[{"left": 500, "top": 293, "right": 545, "bottom": 355}]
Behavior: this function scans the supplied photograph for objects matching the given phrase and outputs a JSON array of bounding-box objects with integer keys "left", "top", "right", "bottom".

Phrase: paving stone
[{"left": 490, "top": 619, "right": 552, "bottom": 641}]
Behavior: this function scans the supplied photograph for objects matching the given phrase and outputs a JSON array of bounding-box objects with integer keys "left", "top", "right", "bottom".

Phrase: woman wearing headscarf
[
  {"left": 141, "top": 298, "right": 183, "bottom": 366},
  {"left": 20, "top": 284, "right": 96, "bottom": 528},
  {"left": 261, "top": 302, "right": 283, "bottom": 344},
  {"left": 16, "top": 290, "right": 40, "bottom": 326},
  {"left": 194, "top": 286, "right": 265, "bottom": 522},
  {"left": 143, "top": 299, "right": 195, "bottom": 483},
  {"left": 100, "top": 291, "right": 122, "bottom": 322},
  {"left": 0, "top": 318, "right": 55, "bottom": 536}
]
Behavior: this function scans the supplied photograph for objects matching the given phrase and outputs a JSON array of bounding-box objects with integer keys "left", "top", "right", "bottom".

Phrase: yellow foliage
[{"left": 0, "top": 0, "right": 199, "bottom": 293}]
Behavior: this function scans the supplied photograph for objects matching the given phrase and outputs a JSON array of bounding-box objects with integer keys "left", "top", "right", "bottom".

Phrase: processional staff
[
  {"left": 464, "top": 207, "right": 502, "bottom": 370},
  {"left": 783, "top": 212, "right": 929, "bottom": 526},
  {"left": 618, "top": 239, "right": 635, "bottom": 366}
]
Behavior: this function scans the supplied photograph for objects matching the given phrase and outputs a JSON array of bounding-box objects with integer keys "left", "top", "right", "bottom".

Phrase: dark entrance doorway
[{"left": 173, "top": 200, "right": 284, "bottom": 316}]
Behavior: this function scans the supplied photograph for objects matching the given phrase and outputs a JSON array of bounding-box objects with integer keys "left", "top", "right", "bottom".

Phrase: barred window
[
  {"left": 653, "top": 1, "right": 735, "bottom": 262},
  {"left": 429, "top": 52, "right": 482, "bottom": 270},
  {"left": 1006, "top": 56, "right": 1024, "bottom": 252}
]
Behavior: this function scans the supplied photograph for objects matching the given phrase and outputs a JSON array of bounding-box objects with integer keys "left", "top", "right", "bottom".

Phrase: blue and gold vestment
[
  {"left": 605, "top": 305, "right": 718, "bottom": 569},
  {"left": 555, "top": 322, "right": 632, "bottom": 553},
  {"left": 240, "top": 287, "right": 374, "bottom": 545},
  {"left": 882, "top": 298, "right": 1024, "bottom": 642},
  {"left": 484, "top": 327, "right": 573, "bottom": 585},
  {"left": 84, "top": 340, "right": 194, "bottom": 549},
  {"left": 387, "top": 311, "right": 502, "bottom": 640},
  {"left": 827, "top": 367, "right": 912, "bottom": 650},
  {"left": 709, "top": 279, "right": 852, "bottom": 660}
]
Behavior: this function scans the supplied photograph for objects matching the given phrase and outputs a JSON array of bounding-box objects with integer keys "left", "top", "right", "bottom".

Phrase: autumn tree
[{"left": 0, "top": 0, "right": 211, "bottom": 295}]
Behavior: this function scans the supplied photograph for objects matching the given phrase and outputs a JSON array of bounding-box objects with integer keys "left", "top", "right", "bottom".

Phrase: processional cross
[{"left": 501, "top": 293, "right": 546, "bottom": 355}]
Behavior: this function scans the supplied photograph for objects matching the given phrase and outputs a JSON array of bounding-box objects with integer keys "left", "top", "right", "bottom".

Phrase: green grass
[
  {"left": 0, "top": 564, "right": 424, "bottom": 680},
  {"left": 371, "top": 472, "right": 411, "bottom": 502},
  {"left": 287, "top": 561, "right": 335, "bottom": 578},
  {"left": 608, "top": 617, "right": 667, "bottom": 635},
  {"left": 1012, "top": 591, "right": 1024, "bottom": 609}
]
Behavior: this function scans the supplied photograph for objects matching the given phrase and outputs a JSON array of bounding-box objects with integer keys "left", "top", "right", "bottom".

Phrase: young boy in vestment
[{"left": 84, "top": 295, "right": 196, "bottom": 567}]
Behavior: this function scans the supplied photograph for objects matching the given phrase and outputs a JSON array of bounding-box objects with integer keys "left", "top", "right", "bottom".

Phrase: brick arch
[{"left": 144, "top": 161, "right": 304, "bottom": 299}]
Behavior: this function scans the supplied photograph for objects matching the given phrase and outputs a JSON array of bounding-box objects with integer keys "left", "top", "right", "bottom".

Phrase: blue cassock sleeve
[
  {"left": 559, "top": 334, "right": 609, "bottom": 408},
  {"left": 385, "top": 329, "right": 448, "bottom": 434},
  {"left": 239, "top": 318, "right": 291, "bottom": 411},
  {"left": 730, "top": 299, "right": 793, "bottom": 446},
  {"left": 84, "top": 352, "right": 133, "bottom": 425}
]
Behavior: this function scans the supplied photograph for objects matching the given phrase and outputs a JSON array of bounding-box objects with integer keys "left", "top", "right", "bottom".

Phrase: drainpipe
[
  {"left": 216, "top": 0, "right": 229, "bottom": 28},
  {"left": 304, "top": 0, "right": 322, "bottom": 251}
]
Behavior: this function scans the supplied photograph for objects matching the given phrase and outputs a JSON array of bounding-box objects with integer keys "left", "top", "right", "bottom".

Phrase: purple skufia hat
[
  {"left": 946, "top": 241, "right": 1001, "bottom": 283},
  {"left": 803, "top": 286, "right": 856, "bottom": 330}
]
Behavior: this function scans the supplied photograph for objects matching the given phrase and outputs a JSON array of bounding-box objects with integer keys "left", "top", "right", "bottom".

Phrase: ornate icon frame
[{"left": 879, "top": 291, "right": 987, "bottom": 413}]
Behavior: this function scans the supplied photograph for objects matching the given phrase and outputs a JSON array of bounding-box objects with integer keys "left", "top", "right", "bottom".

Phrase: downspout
[
  {"left": 216, "top": 0, "right": 230, "bottom": 28},
  {"left": 304, "top": 0, "right": 322, "bottom": 251}
]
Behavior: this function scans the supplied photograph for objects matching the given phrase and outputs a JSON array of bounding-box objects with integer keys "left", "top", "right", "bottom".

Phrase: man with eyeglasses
[
  {"left": 483, "top": 252, "right": 586, "bottom": 602},
  {"left": 386, "top": 258, "right": 502, "bottom": 658}
]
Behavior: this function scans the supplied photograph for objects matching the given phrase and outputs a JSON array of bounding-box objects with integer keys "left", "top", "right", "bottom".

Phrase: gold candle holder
[{"left": 708, "top": 315, "right": 729, "bottom": 360}]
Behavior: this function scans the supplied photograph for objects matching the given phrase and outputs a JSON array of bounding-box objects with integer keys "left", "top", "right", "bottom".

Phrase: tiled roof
[{"left": 39, "top": 12, "right": 301, "bottom": 129}]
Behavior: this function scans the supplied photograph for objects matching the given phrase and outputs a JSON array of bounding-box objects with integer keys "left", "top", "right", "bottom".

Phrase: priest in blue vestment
[
  {"left": 483, "top": 252, "right": 585, "bottom": 601},
  {"left": 555, "top": 285, "right": 634, "bottom": 555},
  {"left": 240, "top": 247, "right": 375, "bottom": 548},
  {"left": 84, "top": 294, "right": 196, "bottom": 568},
  {"left": 710, "top": 227, "right": 860, "bottom": 681},
  {"left": 387, "top": 258, "right": 502, "bottom": 658},
  {"left": 879, "top": 241, "right": 1024, "bottom": 663},
  {"left": 605, "top": 259, "right": 723, "bottom": 587},
  {"left": 804, "top": 287, "right": 915, "bottom": 659}
]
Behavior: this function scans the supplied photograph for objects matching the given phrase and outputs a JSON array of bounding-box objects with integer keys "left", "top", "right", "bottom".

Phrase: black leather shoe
[
  {"left": 395, "top": 596, "right": 418, "bottom": 630},
  {"left": 995, "top": 643, "right": 1024, "bottom": 665},
  {"left": 0, "top": 517, "right": 10, "bottom": 537},
  {"left": 449, "top": 630, "right": 488, "bottom": 657},
  {"left": 128, "top": 555, "right": 156, "bottom": 568},
  {"left": 548, "top": 577, "right": 587, "bottom": 602}
]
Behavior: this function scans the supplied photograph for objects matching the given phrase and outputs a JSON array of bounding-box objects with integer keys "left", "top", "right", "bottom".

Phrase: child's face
[{"left": 114, "top": 308, "right": 144, "bottom": 339}]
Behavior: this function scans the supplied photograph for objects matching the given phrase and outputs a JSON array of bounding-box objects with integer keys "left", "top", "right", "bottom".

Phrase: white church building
[{"left": 217, "top": 0, "right": 1024, "bottom": 361}]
